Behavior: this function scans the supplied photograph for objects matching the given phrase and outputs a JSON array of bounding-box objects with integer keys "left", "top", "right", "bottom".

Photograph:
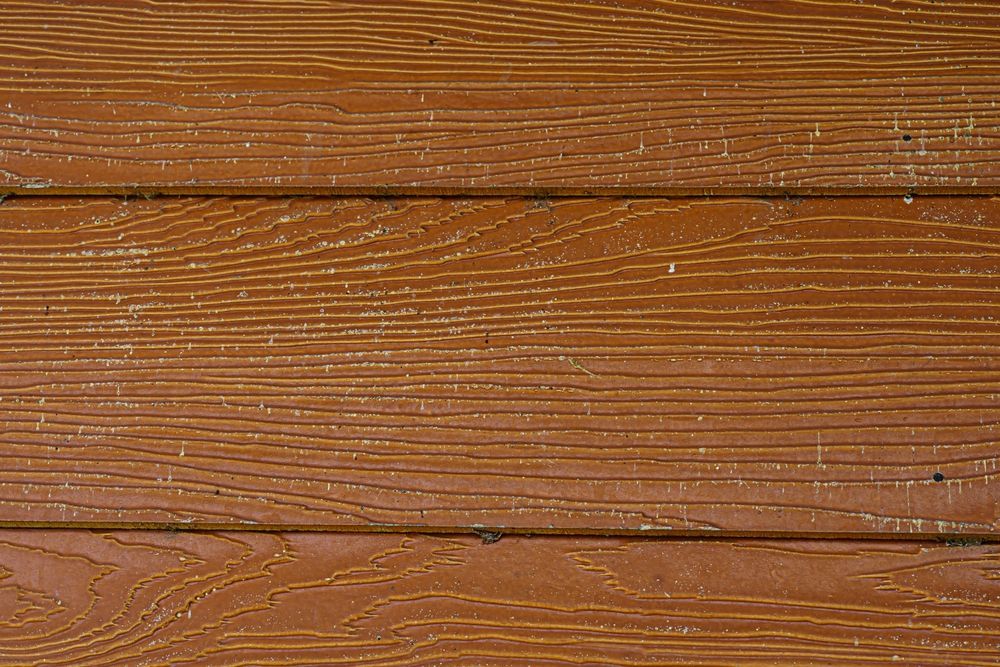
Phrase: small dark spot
[
  {"left": 932, "top": 472, "right": 945, "bottom": 482},
  {"left": 45, "top": 305, "right": 50, "bottom": 315},
  {"left": 946, "top": 537, "right": 984, "bottom": 547},
  {"left": 215, "top": 489, "right": 220, "bottom": 495},
  {"left": 428, "top": 39, "right": 437, "bottom": 45},
  {"left": 902, "top": 134, "right": 912, "bottom": 142},
  {"left": 473, "top": 527, "right": 502, "bottom": 544}
]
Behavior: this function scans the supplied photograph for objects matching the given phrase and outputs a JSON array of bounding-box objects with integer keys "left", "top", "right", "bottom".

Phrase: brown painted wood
[
  {"left": 0, "top": 195, "right": 998, "bottom": 534},
  {"left": 0, "top": 530, "right": 997, "bottom": 666},
  {"left": 2, "top": 1, "right": 1000, "bottom": 194}
]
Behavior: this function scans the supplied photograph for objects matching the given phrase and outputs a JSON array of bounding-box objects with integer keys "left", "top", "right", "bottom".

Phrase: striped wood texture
[
  {"left": 1, "top": 1, "right": 999, "bottom": 193},
  {"left": 3, "top": 4, "right": 999, "bottom": 662},
  {"left": 0, "top": 531, "right": 997, "bottom": 666},
  {"left": 0, "top": 194, "right": 997, "bottom": 534}
]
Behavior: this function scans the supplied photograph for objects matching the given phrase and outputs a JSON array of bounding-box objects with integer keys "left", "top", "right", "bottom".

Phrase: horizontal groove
[
  {"left": 0, "top": 520, "right": 996, "bottom": 542},
  {"left": 3, "top": 186, "right": 999, "bottom": 197}
]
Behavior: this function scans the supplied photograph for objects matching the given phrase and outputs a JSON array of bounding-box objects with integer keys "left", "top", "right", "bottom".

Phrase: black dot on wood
[{"left": 932, "top": 472, "right": 945, "bottom": 482}]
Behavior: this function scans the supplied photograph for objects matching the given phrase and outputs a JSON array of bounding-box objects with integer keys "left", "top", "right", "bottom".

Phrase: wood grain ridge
[
  {"left": 0, "top": 194, "right": 998, "bottom": 534},
  {"left": 0, "top": 531, "right": 996, "bottom": 666},
  {"left": 1, "top": 0, "right": 999, "bottom": 194}
]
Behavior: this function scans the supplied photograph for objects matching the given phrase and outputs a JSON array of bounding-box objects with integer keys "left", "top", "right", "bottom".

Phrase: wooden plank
[
  {"left": 1, "top": 1, "right": 999, "bottom": 194},
  {"left": 0, "top": 530, "right": 997, "bottom": 666},
  {"left": 0, "top": 194, "right": 998, "bottom": 534}
]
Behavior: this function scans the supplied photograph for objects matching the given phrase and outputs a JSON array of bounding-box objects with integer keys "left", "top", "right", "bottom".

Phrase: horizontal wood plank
[
  {"left": 1, "top": 1, "right": 1000, "bottom": 193},
  {"left": 0, "top": 195, "right": 998, "bottom": 533},
  {"left": 0, "top": 531, "right": 997, "bottom": 666}
]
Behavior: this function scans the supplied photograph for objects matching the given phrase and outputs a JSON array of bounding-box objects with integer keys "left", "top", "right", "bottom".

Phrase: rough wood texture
[
  {"left": 1, "top": 195, "right": 998, "bottom": 534},
  {"left": 0, "top": 531, "right": 997, "bottom": 666},
  {"left": 2, "top": 0, "right": 1000, "bottom": 194}
]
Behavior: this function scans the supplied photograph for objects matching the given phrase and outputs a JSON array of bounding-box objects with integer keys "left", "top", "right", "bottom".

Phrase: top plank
[{"left": 1, "top": 0, "right": 999, "bottom": 194}]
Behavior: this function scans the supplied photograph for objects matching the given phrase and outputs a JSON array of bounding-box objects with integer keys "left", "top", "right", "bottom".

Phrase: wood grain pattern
[
  {"left": 0, "top": 531, "right": 997, "bottom": 666},
  {"left": 1, "top": 195, "right": 998, "bottom": 534},
  {"left": 2, "top": 0, "right": 1000, "bottom": 193}
]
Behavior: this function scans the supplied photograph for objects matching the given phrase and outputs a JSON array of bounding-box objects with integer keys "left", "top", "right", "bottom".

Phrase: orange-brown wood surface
[
  {"left": 4, "top": 3, "right": 999, "bottom": 661},
  {"left": 2, "top": 1, "right": 1000, "bottom": 194},
  {"left": 1, "top": 195, "right": 997, "bottom": 534},
  {"left": 0, "top": 531, "right": 997, "bottom": 666}
]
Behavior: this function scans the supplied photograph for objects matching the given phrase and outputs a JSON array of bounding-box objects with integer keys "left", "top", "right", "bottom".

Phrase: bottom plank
[{"left": 0, "top": 531, "right": 996, "bottom": 666}]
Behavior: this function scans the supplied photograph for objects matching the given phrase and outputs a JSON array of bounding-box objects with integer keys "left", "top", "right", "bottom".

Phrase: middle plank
[{"left": 0, "top": 195, "right": 997, "bottom": 534}]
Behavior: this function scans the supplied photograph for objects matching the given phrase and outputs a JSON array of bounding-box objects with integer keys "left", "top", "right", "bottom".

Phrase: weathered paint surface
[
  {"left": 2, "top": 5, "right": 999, "bottom": 658},
  {"left": 1, "top": 1, "right": 999, "bottom": 192},
  {"left": 0, "top": 531, "right": 997, "bottom": 666},
  {"left": 1, "top": 195, "right": 996, "bottom": 533}
]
